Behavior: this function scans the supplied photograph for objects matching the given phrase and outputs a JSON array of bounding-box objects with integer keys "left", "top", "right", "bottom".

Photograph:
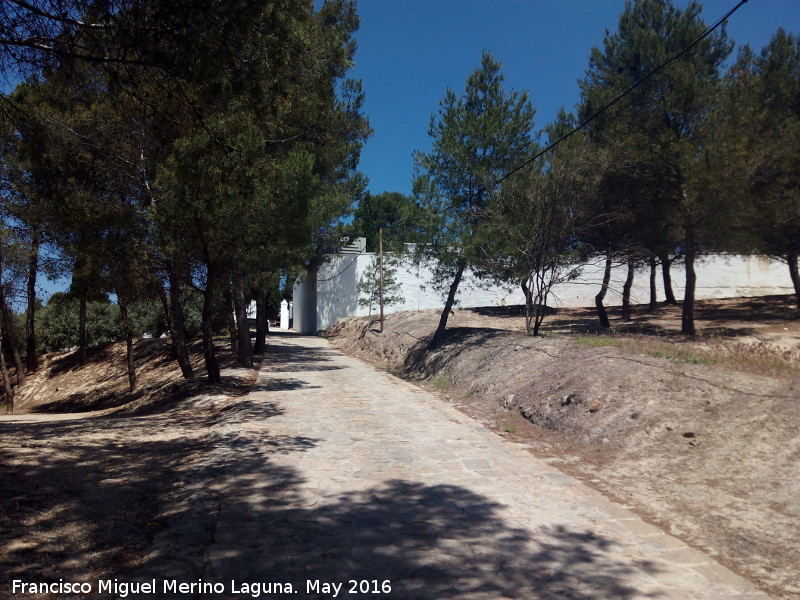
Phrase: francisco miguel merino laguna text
[
  {"left": 13, "top": 579, "right": 295, "bottom": 597},
  {"left": 12, "top": 578, "right": 392, "bottom": 598}
]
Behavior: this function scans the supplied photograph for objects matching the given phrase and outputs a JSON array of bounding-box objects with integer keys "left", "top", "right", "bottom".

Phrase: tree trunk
[
  {"left": 430, "top": 260, "right": 466, "bottom": 348},
  {"left": 521, "top": 281, "right": 534, "bottom": 334},
  {"left": 168, "top": 268, "right": 194, "bottom": 379},
  {"left": 681, "top": 226, "right": 697, "bottom": 336},
  {"left": 232, "top": 269, "right": 253, "bottom": 368},
  {"left": 202, "top": 265, "right": 221, "bottom": 384},
  {"left": 0, "top": 323, "right": 13, "bottom": 413},
  {"left": 78, "top": 291, "right": 88, "bottom": 366},
  {"left": 622, "top": 257, "right": 635, "bottom": 321},
  {"left": 0, "top": 289, "right": 25, "bottom": 387},
  {"left": 648, "top": 255, "right": 658, "bottom": 312},
  {"left": 157, "top": 280, "right": 176, "bottom": 355},
  {"left": 787, "top": 252, "right": 800, "bottom": 310},
  {"left": 254, "top": 286, "right": 267, "bottom": 355},
  {"left": 223, "top": 278, "right": 237, "bottom": 354},
  {"left": 532, "top": 300, "right": 544, "bottom": 337},
  {"left": 595, "top": 255, "right": 613, "bottom": 329},
  {"left": 660, "top": 253, "right": 677, "bottom": 305},
  {"left": 118, "top": 295, "right": 137, "bottom": 392},
  {"left": 532, "top": 318, "right": 542, "bottom": 337},
  {"left": 73, "top": 237, "right": 95, "bottom": 367},
  {"left": 25, "top": 230, "right": 39, "bottom": 371}
]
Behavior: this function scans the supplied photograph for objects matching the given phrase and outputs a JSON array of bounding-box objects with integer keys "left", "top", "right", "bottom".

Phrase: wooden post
[{"left": 379, "top": 227, "right": 384, "bottom": 332}]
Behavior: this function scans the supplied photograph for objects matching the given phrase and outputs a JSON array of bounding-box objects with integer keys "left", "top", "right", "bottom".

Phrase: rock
[
  {"left": 682, "top": 432, "right": 696, "bottom": 438},
  {"left": 500, "top": 394, "right": 516, "bottom": 410},
  {"left": 588, "top": 398, "right": 603, "bottom": 413}
]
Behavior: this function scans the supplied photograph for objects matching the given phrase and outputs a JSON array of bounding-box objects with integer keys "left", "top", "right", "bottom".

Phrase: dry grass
[
  {"left": 569, "top": 331, "right": 800, "bottom": 378},
  {"left": 570, "top": 334, "right": 626, "bottom": 348},
  {"left": 703, "top": 340, "right": 800, "bottom": 378},
  {"left": 620, "top": 337, "right": 799, "bottom": 377},
  {"left": 434, "top": 374, "right": 452, "bottom": 390}
]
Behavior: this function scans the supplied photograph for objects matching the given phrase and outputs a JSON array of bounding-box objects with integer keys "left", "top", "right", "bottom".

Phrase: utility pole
[{"left": 379, "top": 227, "right": 384, "bottom": 332}]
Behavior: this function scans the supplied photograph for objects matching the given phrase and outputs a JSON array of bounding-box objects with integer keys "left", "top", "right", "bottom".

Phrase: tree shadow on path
[
  {"left": 0, "top": 390, "right": 310, "bottom": 599},
  {"left": 3, "top": 332, "right": 666, "bottom": 600},
  {"left": 263, "top": 339, "right": 346, "bottom": 373},
  {"left": 196, "top": 471, "right": 660, "bottom": 600}
]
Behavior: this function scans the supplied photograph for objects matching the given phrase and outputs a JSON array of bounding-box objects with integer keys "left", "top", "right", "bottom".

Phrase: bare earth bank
[{"left": 0, "top": 340, "right": 258, "bottom": 598}]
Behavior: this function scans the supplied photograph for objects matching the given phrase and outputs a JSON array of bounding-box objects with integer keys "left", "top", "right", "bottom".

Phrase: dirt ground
[
  {"left": 0, "top": 339, "right": 258, "bottom": 598},
  {"left": 328, "top": 295, "right": 800, "bottom": 600}
]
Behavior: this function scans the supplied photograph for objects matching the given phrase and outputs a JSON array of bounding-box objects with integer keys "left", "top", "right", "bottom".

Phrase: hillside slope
[{"left": 0, "top": 339, "right": 257, "bottom": 595}]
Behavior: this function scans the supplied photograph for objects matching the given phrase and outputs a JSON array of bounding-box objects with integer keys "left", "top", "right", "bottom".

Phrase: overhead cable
[{"left": 495, "top": 0, "right": 750, "bottom": 186}]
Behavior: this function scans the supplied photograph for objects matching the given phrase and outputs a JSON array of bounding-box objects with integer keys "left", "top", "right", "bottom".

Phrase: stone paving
[{"left": 146, "top": 332, "right": 771, "bottom": 600}]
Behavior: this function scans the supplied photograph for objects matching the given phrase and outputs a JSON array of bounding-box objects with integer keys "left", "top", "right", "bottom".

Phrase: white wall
[
  {"left": 292, "top": 253, "right": 794, "bottom": 334},
  {"left": 550, "top": 254, "right": 794, "bottom": 308}
]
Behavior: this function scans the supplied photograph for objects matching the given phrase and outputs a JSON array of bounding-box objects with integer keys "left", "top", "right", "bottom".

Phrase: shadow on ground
[
  {"left": 190, "top": 336, "right": 662, "bottom": 600},
  {"left": 0, "top": 415, "right": 205, "bottom": 590},
  {"left": 262, "top": 338, "right": 345, "bottom": 373},
  {"left": 0, "top": 390, "right": 295, "bottom": 597},
  {"left": 403, "top": 327, "right": 510, "bottom": 378},
  {"left": 535, "top": 295, "right": 798, "bottom": 338},
  {"left": 190, "top": 463, "right": 658, "bottom": 600},
  {"left": 21, "top": 338, "right": 258, "bottom": 415}
]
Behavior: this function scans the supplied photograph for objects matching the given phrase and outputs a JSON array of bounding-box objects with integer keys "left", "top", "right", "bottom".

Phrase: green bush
[
  {"left": 127, "top": 298, "right": 169, "bottom": 338},
  {"left": 36, "top": 292, "right": 121, "bottom": 353},
  {"left": 32, "top": 285, "right": 207, "bottom": 355}
]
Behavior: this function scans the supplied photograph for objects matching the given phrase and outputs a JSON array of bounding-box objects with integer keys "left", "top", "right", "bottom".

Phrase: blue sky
[{"left": 348, "top": 0, "right": 800, "bottom": 197}]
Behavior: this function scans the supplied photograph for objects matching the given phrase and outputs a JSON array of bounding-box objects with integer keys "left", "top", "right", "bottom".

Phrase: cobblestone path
[{"left": 148, "top": 332, "right": 771, "bottom": 600}]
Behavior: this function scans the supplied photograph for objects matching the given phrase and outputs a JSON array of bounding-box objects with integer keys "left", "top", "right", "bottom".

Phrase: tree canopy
[
  {"left": 0, "top": 0, "right": 369, "bottom": 393},
  {"left": 579, "top": 0, "right": 733, "bottom": 335},
  {"left": 413, "top": 51, "right": 536, "bottom": 347}
]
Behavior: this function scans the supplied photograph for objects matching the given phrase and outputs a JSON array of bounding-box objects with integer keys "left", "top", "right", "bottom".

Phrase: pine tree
[
  {"left": 2, "top": 2, "right": 370, "bottom": 384},
  {"left": 413, "top": 52, "right": 535, "bottom": 347},
  {"left": 357, "top": 255, "right": 405, "bottom": 318},
  {"left": 486, "top": 110, "right": 606, "bottom": 335},
  {"left": 353, "top": 192, "right": 425, "bottom": 252},
  {"left": 579, "top": 0, "right": 733, "bottom": 335},
  {"left": 729, "top": 30, "right": 800, "bottom": 308}
]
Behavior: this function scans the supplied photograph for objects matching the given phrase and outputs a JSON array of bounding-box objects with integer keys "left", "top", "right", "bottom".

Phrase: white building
[{"left": 292, "top": 238, "right": 794, "bottom": 334}]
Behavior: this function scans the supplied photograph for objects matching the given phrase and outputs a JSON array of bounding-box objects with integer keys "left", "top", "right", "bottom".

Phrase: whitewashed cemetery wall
[{"left": 292, "top": 253, "right": 794, "bottom": 334}]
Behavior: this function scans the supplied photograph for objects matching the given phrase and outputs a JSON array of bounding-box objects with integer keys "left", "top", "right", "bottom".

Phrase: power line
[
  {"left": 495, "top": 0, "right": 750, "bottom": 187},
  {"left": 315, "top": 246, "right": 368, "bottom": 282},
  {"left": 319, "top": 0, "right": 750, "bottom": 284}
]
